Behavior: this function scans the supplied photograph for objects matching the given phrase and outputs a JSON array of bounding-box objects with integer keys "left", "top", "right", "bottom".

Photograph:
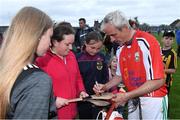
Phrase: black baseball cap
[{"left": 163, "top": 31, "right": 175, "bottom": 37}]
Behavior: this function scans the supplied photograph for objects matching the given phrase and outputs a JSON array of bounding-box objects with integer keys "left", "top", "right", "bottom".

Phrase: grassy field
[{"left": 154, "top": 32, "right": 180, "bottom": 119}]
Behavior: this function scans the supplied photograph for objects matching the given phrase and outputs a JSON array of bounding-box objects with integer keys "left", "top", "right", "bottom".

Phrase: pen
[
  {"left": 95, "top": 81, "right": 99, "bottom": 87},
  {"left": 95, "top": 81, "right": 101, "bottom": 96}
]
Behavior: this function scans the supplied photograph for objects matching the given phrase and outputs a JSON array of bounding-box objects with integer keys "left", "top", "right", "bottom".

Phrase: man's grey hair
[{"left": 101, "top": 10, "right": 131, "bottom": 31}]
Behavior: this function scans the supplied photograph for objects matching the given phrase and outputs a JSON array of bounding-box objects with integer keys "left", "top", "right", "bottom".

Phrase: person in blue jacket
[
  {"left": 76, "top": 31, "right": 109, "bottom": 119},
  {"left": 175, "top": 29, "right": 180, "bottom": 57}
]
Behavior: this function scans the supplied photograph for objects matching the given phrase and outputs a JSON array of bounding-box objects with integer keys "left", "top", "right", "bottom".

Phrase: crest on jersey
[
  {"left": 134, "top": 52, "right": 140, "bottom": 62},
  {"left": 96, "top": 58, "right": 103, "bottom": 70}
]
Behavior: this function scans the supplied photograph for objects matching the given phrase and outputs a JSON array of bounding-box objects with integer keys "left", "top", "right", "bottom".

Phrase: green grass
[
  {"left": 153, "top": 32, "right": 180, "bottom": 119},
  {"left": 169, "top": 57, "right": 180, "bottom": 119}
]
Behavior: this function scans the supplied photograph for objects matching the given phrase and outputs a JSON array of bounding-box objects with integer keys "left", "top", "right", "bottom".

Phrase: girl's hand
[
  {"left": 56, "top": 97, "right": 69, "bottom": 109},
  {"left": 79, "top": 91, "right": 89, "bottom": 98}
]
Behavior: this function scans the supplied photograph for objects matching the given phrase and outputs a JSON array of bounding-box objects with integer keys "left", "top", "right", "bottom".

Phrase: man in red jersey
[{"left": 93, "top": 10, "right": 168, "bottom": 119}]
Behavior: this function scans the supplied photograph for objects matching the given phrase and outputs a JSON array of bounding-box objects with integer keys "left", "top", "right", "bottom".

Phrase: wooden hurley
[
  {"left": 67, "top": 92, "right": 115, "bottom": 106},
  {"left": 91, "top": 92, "right": 114, "bottom": 100},
  {"left": 68, "top": 98, "right": 83, "bottom": 103}
]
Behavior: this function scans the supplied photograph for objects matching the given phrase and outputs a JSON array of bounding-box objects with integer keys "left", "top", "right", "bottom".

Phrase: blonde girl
[{"left": 0, "top": 7, "right": 56, "bottom": 119}]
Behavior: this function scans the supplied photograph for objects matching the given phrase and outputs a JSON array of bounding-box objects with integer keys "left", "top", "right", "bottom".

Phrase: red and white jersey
[{"left": 116, "top": 30, "right": 167, "bottom": 97}]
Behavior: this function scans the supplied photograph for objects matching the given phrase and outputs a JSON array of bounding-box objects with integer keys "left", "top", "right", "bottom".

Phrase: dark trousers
[{"left": 77, "top": 101, "right": 102, "bottom": 119}]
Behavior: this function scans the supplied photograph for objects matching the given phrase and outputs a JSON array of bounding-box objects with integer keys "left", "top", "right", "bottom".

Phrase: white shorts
[{"left": 128, "top": 95, "right": 168, "bottom": 120}]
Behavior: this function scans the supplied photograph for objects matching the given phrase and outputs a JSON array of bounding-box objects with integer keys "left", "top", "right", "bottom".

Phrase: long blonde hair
[{"left": 0, "top": 6, "right": 52, "bottom": 118}]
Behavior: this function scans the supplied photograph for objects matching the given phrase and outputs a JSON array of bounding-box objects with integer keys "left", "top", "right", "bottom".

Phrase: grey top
[{"left": 7, "top": 69, "right": 57, "bottom": 119}]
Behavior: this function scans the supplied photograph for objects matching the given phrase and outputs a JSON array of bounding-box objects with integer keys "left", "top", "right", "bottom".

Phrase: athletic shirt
[
  {"left": 116, "top": 30, "right": 167, "bottom": 97},
  {"left": 162, "top": 48, "right": 177, "bottom": 86},
  {"left": 76, "top": 51, "right": 109, "bottom": 95}
]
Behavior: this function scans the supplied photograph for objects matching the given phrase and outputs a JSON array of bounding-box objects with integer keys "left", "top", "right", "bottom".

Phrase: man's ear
[
  {"left": 117, "top": 25, "right": 128, "bottom": 31},
  {"left": 123, "top": 25, "right": 129, "bottom": 30},
  {"left": 121, "top": 25, "right": 130, "bottom": 33}
]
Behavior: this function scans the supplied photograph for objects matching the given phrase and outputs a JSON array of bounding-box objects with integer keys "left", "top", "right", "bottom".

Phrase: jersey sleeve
[{"left": 150, "top": 40, "right": 165, "bottom": 79}]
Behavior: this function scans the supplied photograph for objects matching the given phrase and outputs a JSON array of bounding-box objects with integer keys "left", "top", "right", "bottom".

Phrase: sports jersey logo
[
  {"left": 124, "top": 68, "right": 128, "bottom": 80},
  {"left": 134, "top": 52, "right": 140, "bottom": 62},
  {"left": 96, "top": 61, "right": 103, "bottom": 70}
]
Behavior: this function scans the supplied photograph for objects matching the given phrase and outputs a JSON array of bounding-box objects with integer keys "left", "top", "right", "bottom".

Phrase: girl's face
[
  {"left": 36, "top": 27, "right": 53, "bottom": 56},
  {"left": 110, "top": 56, "right": 117, "bottom": 70},
  {"left": 53, "top": 34, "right": 74, "bottom": 57},
  {"left": 85, "top": 40, "right": 103, "bottom": 56}
]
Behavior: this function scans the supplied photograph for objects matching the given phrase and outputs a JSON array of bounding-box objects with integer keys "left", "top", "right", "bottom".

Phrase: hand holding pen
[{"left": 93, "top": 81, "right": 106, "bottom": 95}]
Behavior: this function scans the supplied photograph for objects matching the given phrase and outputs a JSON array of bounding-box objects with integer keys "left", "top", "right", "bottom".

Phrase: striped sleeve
[{"left": 137, "top": 38, "right": 164, "bottom": 80}]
